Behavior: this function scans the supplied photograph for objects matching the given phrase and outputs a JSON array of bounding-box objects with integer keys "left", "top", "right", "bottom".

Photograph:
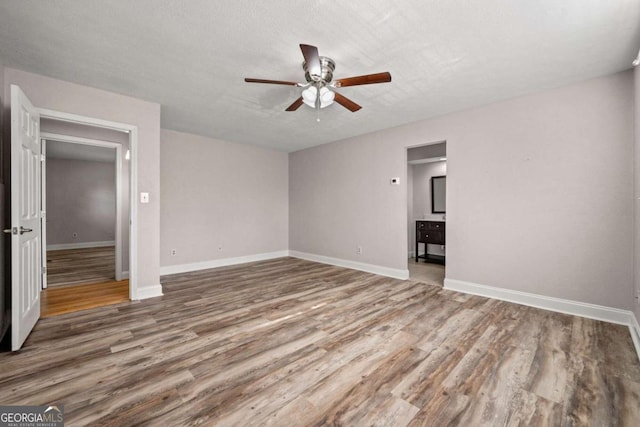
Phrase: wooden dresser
[{"left": 415, "top": 220, "right": 445, "bottom": 264}]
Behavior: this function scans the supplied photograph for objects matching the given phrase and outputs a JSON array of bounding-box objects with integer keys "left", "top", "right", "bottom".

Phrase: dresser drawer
[
  {"left": 417, "top": 230, "right": 445, "bottom": 244},
  {"left": 427, "top": 221, "right": 445, "bottom": 231}
]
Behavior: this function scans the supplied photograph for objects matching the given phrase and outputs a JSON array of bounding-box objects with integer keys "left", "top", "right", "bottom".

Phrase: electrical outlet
[
  {"left": 356, "top": 246, "right": 363, "bottom": 255},
  {"left": 72, "top": 232, "right": 78, "bottom": 239},
  {"left": 218, "top": 246, "right": 223, "bottom": 251},
  {"left": 170, "top": 249, "right": 177, "bottom": 256}
]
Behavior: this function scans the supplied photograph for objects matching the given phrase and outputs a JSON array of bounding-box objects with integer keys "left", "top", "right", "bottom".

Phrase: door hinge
[
  {"left": 40, "top": 154, "right": 45, "bottom": 162},
  {"left": 42, "top": 267, "right": 47, "bottom": 274}
]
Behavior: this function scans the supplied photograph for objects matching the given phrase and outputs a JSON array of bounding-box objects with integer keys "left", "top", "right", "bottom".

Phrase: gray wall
[
  {"left": 410, "top": 161, "right": 447, "bottom": 257},
  {"left": 290, "top": 70, "right": 634, "bottom": 310},
  {"left": 4, "top": 68, "right": 161, "bottom": 293},
  {"left": 41, "top": 120, "right": 130, "bottom": 272},
  {"left": 46, "top": 158, "right": 115, "bottom": 246},
  {"left": 160, "top": 129, "right": 288, "bottom": 267}
]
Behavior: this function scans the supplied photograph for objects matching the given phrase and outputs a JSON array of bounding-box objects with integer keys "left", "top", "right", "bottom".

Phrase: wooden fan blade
[
  {"left": 245, "top": 78, "right": 298, "bottom": 86},
  {"left": 334, "top": 72, "right": 392, "bottom": 87},
  {"left": 334, "top": 92, "right": 362, "bottom": 112},
  {"left": 300, "top": 44, "right": 321, "bottom": 78},
  {"left": 285, "top": 97, "right": 304, "bottom": 111}
]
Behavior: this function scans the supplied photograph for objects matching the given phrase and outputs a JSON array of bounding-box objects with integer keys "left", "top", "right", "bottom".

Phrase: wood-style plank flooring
[
  {"left": 41, "top": 280, "right": 130, "bottom": 318},
  {"left": 47, "top": 246, "right": 115, "bottom": 287},
  {"left": 1, "top": 257, "right": 639, "bottom": 425}
]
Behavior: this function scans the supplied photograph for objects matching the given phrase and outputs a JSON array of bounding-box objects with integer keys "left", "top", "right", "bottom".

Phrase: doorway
[
  {"left": 406, "top": 141, "right": 447, "bottom": 286},
  {"left": 40, "top": 132, "right": 130, "bottom": 316},
  {"left": 7, "top": 85, "right": 140, "bottom": 350}
]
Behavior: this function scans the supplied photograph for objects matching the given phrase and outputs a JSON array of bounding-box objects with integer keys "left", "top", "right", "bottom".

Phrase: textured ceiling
[{"left": 1, "top": 1, "right": 639, "bottom": 152}]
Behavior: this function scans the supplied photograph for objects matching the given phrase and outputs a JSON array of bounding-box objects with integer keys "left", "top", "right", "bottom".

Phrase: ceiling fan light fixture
[
  {"left": 245, "top": 43, "right": 390, "bottom": 113},
  {"left": 302, "top": 86, "right": 317, "bottom": 106},
  {"left": 302, "top": 86, "right": 335, "bottom": 109},
  {"left": 320, "top": 87, "right": 335, "bottom": 106}
]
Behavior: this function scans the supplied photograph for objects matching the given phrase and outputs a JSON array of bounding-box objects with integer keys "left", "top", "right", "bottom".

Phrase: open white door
[{"left": 9, "top": 85, "right": 42, "bottom": 351}]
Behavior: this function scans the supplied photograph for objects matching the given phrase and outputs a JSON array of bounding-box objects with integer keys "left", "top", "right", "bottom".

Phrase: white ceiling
[
  {"left": 1, "top": 1, "right": 639, "bottom": 152},
  {"left": 46, "top": 140, "right": 116, "bottom": 163}
]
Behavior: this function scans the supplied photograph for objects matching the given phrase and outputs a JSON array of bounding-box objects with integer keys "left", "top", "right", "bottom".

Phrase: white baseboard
[
  {"left": 121, "top": 271, "right": 129, "bottom": 279},
  {"left": 630, "top": 312, "right": 640, "bottom": 363},
  {"left": 134, "top": 284, "right": 163, "bottom": 300},
  {"left": 160, "top": 249, "right": 409, "bottom": 280},
  {"left": 444, "top": 279, "right": 640, "bottom": 360},
  {"left": 289, "top": 250, "right": 409, "bottom": 280},
  {"left": 445, "top": 278, "right": 640, "bottom": 362},
  {"left": 444, "top": 278, "right": 634, "bottom": 325},
  {"left": 47, "top": 240, "right": 115, "bottom": 251},
  {"left": 160, "top": 250, "right": 289, "bottom": 276}
]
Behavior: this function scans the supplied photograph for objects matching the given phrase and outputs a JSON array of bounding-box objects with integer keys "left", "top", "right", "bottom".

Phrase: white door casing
[
  {"left": 41, "top": 139, "right": 47, "bottom": 289},
  {"left": 39, "top": 132, "right": 123, "bottom": 281},
  {"left": 10, "top": 85, "right": 42, "bottom": 351},
  {"left": 37, "top": 108, "right": 140, "bottom": 300}
]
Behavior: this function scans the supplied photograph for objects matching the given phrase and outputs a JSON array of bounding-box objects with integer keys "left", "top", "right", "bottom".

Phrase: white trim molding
[
  {"left": 445, "top": 278, "right": 640, "bottom": 362},
  {"left": 444, "top": 278, "right": 633, "bottom": 325},
  {"left": 41, "top": 132, "right": 125, "bottom": 282},
  {"left": 37, "top": 108, "right": 140, "bottom": 303},
  {"left": 47, "top": 240, "right": 115, "bottom": 251},
  {"left": 289, "top": 250, "right": 409, "bottom": 280},
  {"left": 160, "top": 251, "right": 289, "bottom": 276},
  {"left": 134, "top": 285, "right": 163, "bottom": 300},
  {"left": 630, "top": 313, "right": 640, "bottom": 362}
]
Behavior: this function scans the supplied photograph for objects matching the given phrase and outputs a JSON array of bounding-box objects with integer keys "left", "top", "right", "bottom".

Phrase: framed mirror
[{"left": 431, "top": 175, "right": 446, "bottom": 213}]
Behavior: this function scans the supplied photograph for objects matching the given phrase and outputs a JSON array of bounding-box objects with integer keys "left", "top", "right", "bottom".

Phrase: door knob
[{"left": 3, "top": 227, "right": 32, "bottom": 235}]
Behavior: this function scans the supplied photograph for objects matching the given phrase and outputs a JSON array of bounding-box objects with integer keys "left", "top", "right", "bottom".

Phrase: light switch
[{"left": 140, "top": 192, "right": 149, "bottom": 203}]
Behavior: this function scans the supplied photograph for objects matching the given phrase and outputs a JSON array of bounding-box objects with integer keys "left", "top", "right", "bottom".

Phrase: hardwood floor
[
  {"left": 41, "top": 280, "right": 130, "bottom": 318},
  {"left": 47, "top": 246, "right": 115, "bottom": 287},
  {"left": 1, "top": 257, "right": 638, "bottom": 425}
]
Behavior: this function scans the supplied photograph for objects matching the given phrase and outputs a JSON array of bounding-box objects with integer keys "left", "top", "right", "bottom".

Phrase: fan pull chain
[{"left": 315, "top": 83, "right": 321, "bottom": 122}]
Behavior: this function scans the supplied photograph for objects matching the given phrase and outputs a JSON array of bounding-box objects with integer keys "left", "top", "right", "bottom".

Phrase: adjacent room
[
  {"left": 407, "top": 142, "right": 447, "bottom": 286},
  {"left": 42, "top": 132, "right": 130, "bottom": 316},
  {"left": 0, "top": 1, "right": 639, "bottom": 425}
]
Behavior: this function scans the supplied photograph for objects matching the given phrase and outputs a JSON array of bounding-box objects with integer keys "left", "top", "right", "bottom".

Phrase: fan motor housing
[{"left": 303, "top": 56, "right": 335, "bottom": 84}]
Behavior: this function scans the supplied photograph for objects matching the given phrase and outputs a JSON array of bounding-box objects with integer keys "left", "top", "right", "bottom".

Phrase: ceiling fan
[{"left": 245, "top": 44, "right": 391, "bottom": 115}]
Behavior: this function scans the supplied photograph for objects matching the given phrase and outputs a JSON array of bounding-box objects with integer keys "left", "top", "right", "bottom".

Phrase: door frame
[
  {"left": 40, "top": 132, "right": 124, "bottom": 283},
  {"left": 37, "top": 108, "right": 139, "bottom": 300},
  {"left": 405, "top": 140, "right": 448, "bottom": 270}
]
